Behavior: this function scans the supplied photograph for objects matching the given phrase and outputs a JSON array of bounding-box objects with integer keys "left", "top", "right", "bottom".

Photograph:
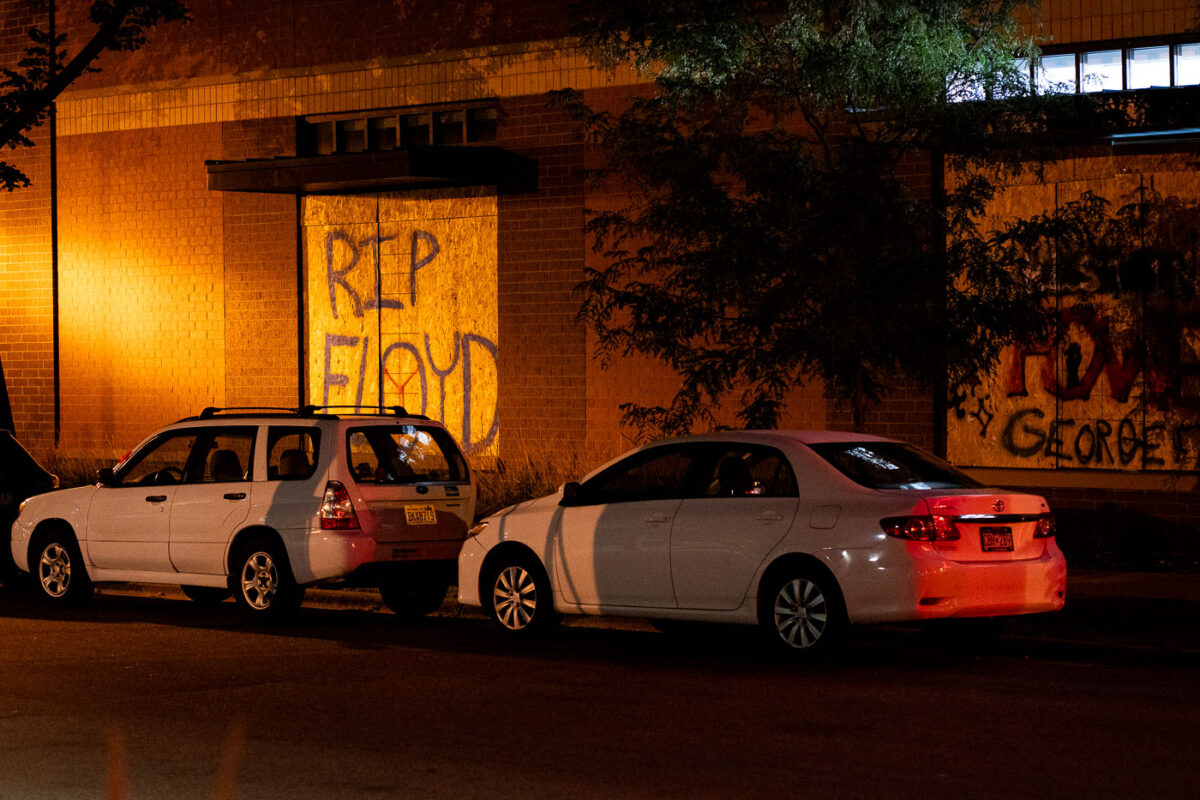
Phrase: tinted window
[
  {"left": 701, "top": 446, "right": 798, "bottom": 498},
  {"left": 192, "top": 428, "right": 255, "bottom": 483},
  {"left": 267, "top": 427, "right": 320, "bottom": 481},
  {"left": 117, "top": 432, "right": 200, "bottom": 486},
  {"left": 809, "top": 442, "right": 980, "bottom": 490},
  {"left": 580, "top": 444, "right": 708, "bottom": 503},
  {"left": 347, "top": 426, "right": 467, "bottom": 484}
]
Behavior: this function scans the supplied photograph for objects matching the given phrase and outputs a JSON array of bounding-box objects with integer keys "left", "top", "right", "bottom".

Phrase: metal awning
[{"left": 205, "top": 146, "right": 537, "bottom": 195}]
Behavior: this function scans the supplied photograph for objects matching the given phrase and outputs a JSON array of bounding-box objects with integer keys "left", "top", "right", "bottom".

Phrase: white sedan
[{"left": 458, "top": 431, "right": 1066, "bottom": 653}]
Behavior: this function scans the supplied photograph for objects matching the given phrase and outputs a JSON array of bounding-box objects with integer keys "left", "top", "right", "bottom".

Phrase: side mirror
[
  {"left": 559, "top": 481, "right": 582, "bottom": 506},
  {"left": 97, "top": 468, "right": 115, "bottom": 486}
]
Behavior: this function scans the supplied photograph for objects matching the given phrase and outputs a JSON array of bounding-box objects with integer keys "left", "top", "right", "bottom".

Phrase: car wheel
[
  {"left": 760, "top": 567, "right": 845, "bottom": 654},
  {"left": 181, "top": 585, "right": 231, "bottom": 606},
  {"left": 379, "top": 576, "right": 448, "bottom": 617},
  {"left": 485, "top": 557, "right": 559, "bottom": 634},
  {"left": 33, "top": 533, "right": 93, "bottom": 607},
  {"left": 231, "top": 539, "right": 304, "bottom": 618}
]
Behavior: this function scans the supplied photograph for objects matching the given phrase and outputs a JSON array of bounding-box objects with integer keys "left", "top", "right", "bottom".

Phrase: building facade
[{"left": 1, "top": 0, "right": 1198, "bottom": 531}]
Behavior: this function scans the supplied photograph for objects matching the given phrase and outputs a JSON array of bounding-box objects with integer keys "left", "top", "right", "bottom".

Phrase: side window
[
  {"left": 116, "top": 432, "right": 200, "bottom": 487},
  {"left": 348, "top": 426, "right": 468, "bottom": 484},
  {"left": 267, "top": 427, "right": 319, "bottom": 481},
  {"left": 703, "top": 446, "right": 798, "bottom": 498},
  {"left": 582, "top": 445, "right": 705, "bottom": 503},
  {"left": 192, "top": 428, "right": 256, "bottom": 484}
]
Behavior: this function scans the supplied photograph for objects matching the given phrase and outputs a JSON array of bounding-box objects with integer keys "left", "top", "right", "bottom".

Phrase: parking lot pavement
[
  {"left": 88, "top": 568, "right": 1200, "bottom": 654},
  {"left": 1002, "top": 569, "right": 1200, "bottom": 653}
]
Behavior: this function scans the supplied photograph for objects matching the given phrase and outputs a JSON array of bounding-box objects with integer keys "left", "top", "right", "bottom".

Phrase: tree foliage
[
  {"left": 560, "top": 0, "right": 1093, "bottom": 435},
  {"left": 0, "top": 0, "right": 190, "bottom": 191}
]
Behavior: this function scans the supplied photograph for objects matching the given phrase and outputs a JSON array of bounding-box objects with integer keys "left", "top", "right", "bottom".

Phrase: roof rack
[
  {"left": 180, "top": 405, "right": 431, "bottom": 422},
  {"left": 186, "top": 406, "right": 302, "bottom": 421},
  {"left": 298, "top": 404, "right": 431, "bottom": 420}
]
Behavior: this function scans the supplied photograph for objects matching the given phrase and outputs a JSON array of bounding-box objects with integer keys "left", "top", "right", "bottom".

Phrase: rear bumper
[
  {"left": 284, "top": 529, "right": 464, "bottom": 585},
  {"left": 835, "top": 540, "right": 1068, "bottom": 624}
]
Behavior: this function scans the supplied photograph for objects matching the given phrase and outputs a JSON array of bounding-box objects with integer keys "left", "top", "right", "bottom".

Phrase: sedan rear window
[{"left": 809, "top": 442, "right": 980, "bottom": 490}]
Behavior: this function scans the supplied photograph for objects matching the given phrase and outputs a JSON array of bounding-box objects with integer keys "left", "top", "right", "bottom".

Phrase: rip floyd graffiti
[
  {"left": 948, "top": 186, "right": 1200, "bottom": 472},
  {"left": 305, "top": 190, "right": 499, "bottom": 453}
]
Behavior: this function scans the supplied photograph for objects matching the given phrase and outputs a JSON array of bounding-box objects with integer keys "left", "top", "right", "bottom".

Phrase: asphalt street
[{"left": 0, "top": 580, "right": 1196, "bottom": 800}]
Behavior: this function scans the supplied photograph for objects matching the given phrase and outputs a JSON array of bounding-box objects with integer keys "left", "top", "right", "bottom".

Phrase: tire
[
  {"left": 484, "top": 556, "right": 559, "bottom": 635},
  {"left": 231, "top": 538, "right": 304, "bottom": 619},
  {"left": 379, "top": 575, "right": 448, "bottom": 617},
  {"left": 759, "top": 566, "right": 846, "bottom": 655},
  {"left": 33, "top": 532, "right": 93, "bottom": 607},
  {"left": 181, "top": 585, "right": 231, "bottom": 606}
]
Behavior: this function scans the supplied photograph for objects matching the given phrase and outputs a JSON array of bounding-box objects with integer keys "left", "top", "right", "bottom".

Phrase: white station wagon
[
  {"left": 458, "top": 431, "right": 1067, "bottom": 653},
  {"left": 12, "top": 407, "right": 475, "bottom": 617}
]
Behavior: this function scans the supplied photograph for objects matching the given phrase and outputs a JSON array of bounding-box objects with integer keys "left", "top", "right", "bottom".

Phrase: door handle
[
  {"left": 223, "top": 492, "right": 247, "bottom": 501},
  {"left": 756, "top": 511, "right": 785, "bottom": 523},
  {"left": 644, "top": 514, "right": 672, "bottom": 524},
  {"left": 145, "top": 495, "right": 167, "bottom": 503}
]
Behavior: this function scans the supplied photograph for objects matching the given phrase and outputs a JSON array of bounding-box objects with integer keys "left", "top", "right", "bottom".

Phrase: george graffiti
[
  {"left": 998, "top": 407, "right": 1200, "bottom": 470},
  {"left": 305, "top": 190, "right": 499, "bottom": 454}
]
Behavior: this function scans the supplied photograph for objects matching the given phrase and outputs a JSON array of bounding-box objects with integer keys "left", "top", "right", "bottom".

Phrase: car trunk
[{"left": 923, "top": 492, "right": 1050, "bottom": 562}]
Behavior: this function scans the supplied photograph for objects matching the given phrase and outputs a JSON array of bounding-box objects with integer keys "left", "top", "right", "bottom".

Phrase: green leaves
[
  {"left": 569, "top": 0, "right": 1057, "bottom": 434},
  {"left": 0, "top": 1, "right": 190, "bottom": 191}
]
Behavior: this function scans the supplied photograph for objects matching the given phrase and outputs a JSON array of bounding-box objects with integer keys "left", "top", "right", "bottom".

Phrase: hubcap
[
  {"left": 493, "top": 565, "right": 537, "bottom": 631},
  {"left": 773, "top": 578, "right": 829, "bottom": 649},
  {"left": 240, "top": 551, "right": 278, "bottom": 610},
  {"left": 39, "top": 544, "right": 71, "bottom": 598}
]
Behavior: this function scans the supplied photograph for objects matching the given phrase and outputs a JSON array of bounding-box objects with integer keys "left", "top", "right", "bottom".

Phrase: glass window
[
  {"left": 434, "top": 111, "right": 465, "bottom": 145},
  {"left": 267, "top": 427, "right": 320, "bottom": 481},
  {"left": 336, "top": 118, "right": 366, "bottom": 153},
  {"left": 1037, "top": 53, "right": 1076, "bottom": 94},
  {"left": 1175, "top": 44, "right": 1200, "bottom": 86},
  {"left": 193, "top": 429, "right": 256, "bottom": 484},
  {"left": 466, "top": 107, "right": 498, "bottom": 141},
  {"left": 1081, "top": 49, "right": 1122, "bottom": 92},
  {"left": 809, "top": 442, "right": 981, "bottom": 491},
  {"left": 702, "top": 447, "right": 798, "bottom": 498},
  {"left": 582, "top": 445, "right": 707, "bottom": 504},
  {"left": 368, "top": 116, "right": 398, "bottom": 150},
  {"left": 402, "top": 114, "right": 431, "bottom": 147},
  {"left": 1127, "top": 46, "right": 1170, "bottom": 89},
  {"left": 117, "top": 432, "right": 201, "bottom": 487},
  {"left": 310, "top": 121, "right": 334, "bottom": 155},
  {"left": 347, "top": 426, "right": 467, "bottom": 484}
]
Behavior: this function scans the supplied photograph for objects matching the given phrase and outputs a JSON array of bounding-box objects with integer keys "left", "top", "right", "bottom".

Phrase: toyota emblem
[{"left": 992, "top": 499, "right": 1006, "bottom": 513}]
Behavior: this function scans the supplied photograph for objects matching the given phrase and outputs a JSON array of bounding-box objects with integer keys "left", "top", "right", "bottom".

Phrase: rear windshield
[
  {"left": 808, "top": 442, "right": 981, "bottom": 490},
  {"left": 346, "top": 426, "right": 468, "bottom": 484}
]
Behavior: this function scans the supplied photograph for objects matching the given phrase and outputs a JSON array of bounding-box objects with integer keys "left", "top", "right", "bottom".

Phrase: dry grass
[{"left": 470, "top": 445, "right": 589, "bottom": 518}]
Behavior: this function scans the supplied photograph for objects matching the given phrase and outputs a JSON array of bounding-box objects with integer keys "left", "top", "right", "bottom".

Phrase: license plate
[
  {"left": 404, "top": 504, "right": 437, "bottom": 525},
  {"left": 980, "top": 526, "right": 1014, "bottom": 552}
]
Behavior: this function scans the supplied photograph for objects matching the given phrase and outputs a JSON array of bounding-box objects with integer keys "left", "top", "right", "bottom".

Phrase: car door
[
  {"left": 670, "top": 444, "right": 800, "bottom": 610},
  {"left": 169, "top": 427, "right": 257, "bottom": 575},
  {"left": 555, "top": 443, "right": 707, "bottom": 609},
  {"left": 344, "top": 424, "right": 473, "bottom": 561},
  {"left": 86, "top": 430, "right": 199, "bottom": 573}
]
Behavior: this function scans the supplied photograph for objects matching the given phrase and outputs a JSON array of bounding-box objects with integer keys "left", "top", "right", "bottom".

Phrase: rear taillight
[
  {"left": 320, "top": 480, "right": 360, "bottom": 530},
  {"left": 881, "top": 515, "right": 960, "bottom": 541},
  {"left": 1033, "top": 512, "right": 1056, "bottom": 538}
]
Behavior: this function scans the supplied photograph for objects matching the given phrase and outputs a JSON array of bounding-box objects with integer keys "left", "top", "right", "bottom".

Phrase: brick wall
[
  {"left": 1033, "top": 0, "right": 1200, "bottom": 44},
  {"left": 220, "top": 117, "right": 299, "bottom": 409},
  {"left": 56, "top": 124, "right": 225, "bottom": 457},
  {"left": 0, "top": 127, "right": 53, "bottom": 454},
  {"left": 496, "top": 95, "right": 587, "bottom": 456}
]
